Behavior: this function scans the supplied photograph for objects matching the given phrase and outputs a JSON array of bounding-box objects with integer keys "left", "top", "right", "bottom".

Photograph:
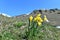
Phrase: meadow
[{"left": 0, "top": 14, "right": 60, "bottom": 40}]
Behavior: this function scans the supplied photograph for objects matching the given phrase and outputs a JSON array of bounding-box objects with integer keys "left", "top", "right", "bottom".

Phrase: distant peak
[{"left": 0, "top": 13, "right": 11, "bottom": 17}]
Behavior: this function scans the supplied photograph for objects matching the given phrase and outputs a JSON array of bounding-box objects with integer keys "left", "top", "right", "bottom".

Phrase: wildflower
[
  {"left": 39, "top": 17, "right": 43, "bottom": 22},
  {"left": 36, "top": 16, "right": 43, "bottom": 23},
  {"left": 29, "top": 16, "right": 33, "bottom": 22},
  {"left": 37, "top": 22, "right": 42, "bottom": 26},
  {"left": 44, "top": 15, "right": 48, "bottom": 21},
  {"left": 34, "top": 17, "right": 37, "bottom": 21},
  {"left": 37, "top": 13, "right": 41, "bottom": 17}
]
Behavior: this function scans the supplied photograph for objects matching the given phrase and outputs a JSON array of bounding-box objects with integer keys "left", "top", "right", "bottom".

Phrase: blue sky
[{"left": 0, "top": 0, "right": 60, "bottom": 16}]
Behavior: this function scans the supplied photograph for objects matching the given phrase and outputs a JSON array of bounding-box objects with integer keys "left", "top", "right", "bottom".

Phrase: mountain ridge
[
  {"left": 0, "top": 8, "right": 60, "bottom": 26},
  {"left": 0, "top": 13, "right": 11, "bottom": 17}
]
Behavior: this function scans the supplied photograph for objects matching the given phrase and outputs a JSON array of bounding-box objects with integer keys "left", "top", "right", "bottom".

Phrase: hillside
[
  {"left": 14, "top": 8, "right": 60, "bottom": 26},
  {"left": 0, "top": 8, "right": 60, "bottom": 40},
  {"left": 0, "top": 8, "right": 60, "bottom": 27},
  {"left": 0, "top": 8, "right": 60, "bottom": 28}
]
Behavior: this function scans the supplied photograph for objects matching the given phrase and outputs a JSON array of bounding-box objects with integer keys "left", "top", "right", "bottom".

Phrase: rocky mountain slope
[
  {"left": 0, "top": 8, "right": 60, "bottom": 26},
  {"left": 14, "top": 8, "right": 60, "bottom": 26}
]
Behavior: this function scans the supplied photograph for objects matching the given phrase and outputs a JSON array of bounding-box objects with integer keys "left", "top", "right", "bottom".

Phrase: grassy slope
[
  {"left": 0, "top": 9, "right": 60, "bottom": 40},
  {"left": 0, "top": 20, "right": 60, "bottom": 40}
]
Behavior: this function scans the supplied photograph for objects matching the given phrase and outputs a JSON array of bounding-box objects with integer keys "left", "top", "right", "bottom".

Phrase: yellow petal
[
  {"left": 34, "top": 17, "right": 37, "bottom": 21},
  {"left": 37, "top": 14, "right": 41, "bottom": 17},
  {"left": 40, "top": 19, "right": 43, "bottom": 22},
  {"left": 44, "top": 15, "right": 48, "bottom": 21},
  {"left": 29, "top": 16, "right": 33, "bottom": 22},
  {"left": 36, "top": 16, "right": 43, "bottom": 22},
  {"left": 38, "top": 22, "right": 42, "bottom": 26}
]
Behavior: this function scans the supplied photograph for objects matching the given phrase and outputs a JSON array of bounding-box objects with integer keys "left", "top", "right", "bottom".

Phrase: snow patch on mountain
[
  {"left": 56, "top": 26, "right": 60, "bottom": 28},
  {"left": 26, "top": 12, "right": 30, "bottom": 15},
  {"left": 0, "top": 13, "right": 11, "bottom": 17}
]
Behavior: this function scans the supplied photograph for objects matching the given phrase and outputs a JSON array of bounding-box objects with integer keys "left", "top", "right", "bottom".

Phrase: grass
[
  {"left": 0, "top": 22, "right": 60, "bottom": 40},
  {"left": 0, "top": 14, "right": 60, "bottom": 40}
]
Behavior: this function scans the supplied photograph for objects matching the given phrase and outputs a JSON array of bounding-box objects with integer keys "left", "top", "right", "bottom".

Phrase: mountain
[
  {"left": 14, "top": 8, "right": 60, "bottom": 26},
  {"left": 0, "top": 8, "right": 60, "bottom": 26},
  {"left": 0, "top": 8, "right": 60, "bottom": 40},
  {"left": 0, "top": 13, "right": 11, "bottom": 17}
]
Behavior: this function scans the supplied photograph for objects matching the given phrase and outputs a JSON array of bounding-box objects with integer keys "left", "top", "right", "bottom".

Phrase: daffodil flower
[
  {"left": 29, "top": 16, "right": 33, "bottom": 22},
  {"left": 34, "top": 17, "right": 37, "bottom": 21},
  {"left": 44, "top": 15, "right": 48, "bottom": 21},
  {"left": 37, "top": 13, "right": 41, "bottom": 17},
  {"left": 36, "top": 16, "right": 43, "bottom": 23},
  {"left": 37, "top": 22, "right": 42, "bottom": 26}
]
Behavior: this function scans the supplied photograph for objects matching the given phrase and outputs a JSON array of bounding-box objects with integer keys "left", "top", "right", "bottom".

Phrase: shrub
[
  {"left": 57, "top": 12, "right": 60, "bottom": 14},
  {"left": 14, "top": 22, "right": 26, "bottom": 28}
]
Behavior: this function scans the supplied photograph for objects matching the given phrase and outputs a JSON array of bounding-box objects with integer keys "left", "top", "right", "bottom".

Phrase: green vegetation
[
  {"left": 13, "top": 22, "right": 26, "bottom": 28},
  {"left": 0, "top": 21, "right": 60, "bottom": 40},
  {"left": 0, "top": 9, "right": 60, "bottom": 40},
  {"left": 24, "top": 14, "right": 60, "bottom": 40}
]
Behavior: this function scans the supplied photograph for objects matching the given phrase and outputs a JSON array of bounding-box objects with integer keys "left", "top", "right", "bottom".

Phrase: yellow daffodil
[
  {"left": 37, "top": 22, "right": 42, "bottom": 26},
  {"left": 34, "top": 17, "right": 37, "bottom": 21},
  {"left": 44, "top": 15, "right": 48, "bottom": 21},
  {"left": 37, "top": 13, "right": 41, "bottom": 17},
  {"left": 36, "top": 16, "right": 40, "bottom": 20},
  {"left": 36, "top": 16, "right": 43, "bottom": 22},
  {"left": 38, "top": 18, "right": 43, "bottom": 22},
  {"left": 29, "top": 16, "right": 33, "bottom": 22}
]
